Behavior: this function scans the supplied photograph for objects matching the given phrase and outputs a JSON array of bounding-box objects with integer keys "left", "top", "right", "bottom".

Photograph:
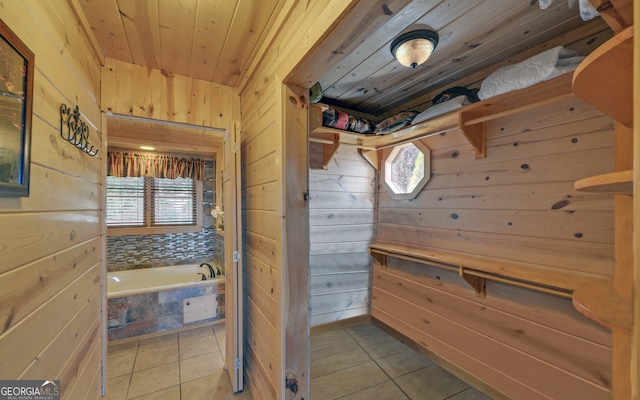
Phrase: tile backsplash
[{"left": 106, "top": 228, "right": 224, "bottom": 271}]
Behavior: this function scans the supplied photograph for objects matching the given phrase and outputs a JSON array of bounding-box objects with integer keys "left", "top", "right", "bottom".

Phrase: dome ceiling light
[{"left": 390, "top": 29, "right": 439, "bottom": 69}]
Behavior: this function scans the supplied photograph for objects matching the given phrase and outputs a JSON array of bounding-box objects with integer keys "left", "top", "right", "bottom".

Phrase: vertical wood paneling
[
  {"left": 101, "top": 58, "right": 240, "bottom": 127},
  {"left": 373, "top": 96, "right": 615, "bottom": 399},
  {"left": 189, "top": 0, "right": 237, "bottom": 82},
  {"left": 239, "top": 2, "right": 357, "bottom": 398},
  {"left": 157, "top": 0, "right": 197, "bottom": 77},
  {"left": 241, "top": 74, "right": 282, "bottom": 400},
  {"left": 213, "top": 0, "right": 282, "bottom": 84},
  {"left": 309, "top": 144, "right": 375, "bottom": 327},
  {"left": 75, "top": 0, "right": 133, "bottom": 63},
  {"left": 0, "top": 2, "right": 104, "bottom": 398},
  {"left": 117, "top": 0, "right": 161, "bottom": 69},
  {"left": 282, "top": 83, "right": 310, "bottom": 398}
]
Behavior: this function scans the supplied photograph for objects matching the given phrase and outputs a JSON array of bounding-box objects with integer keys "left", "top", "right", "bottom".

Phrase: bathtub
[
  {"left": 107, "top": 264, "right": 225, "bottom": 341},
  {"left": 107, "top": 264, "right": 223, "bottom": 299}
]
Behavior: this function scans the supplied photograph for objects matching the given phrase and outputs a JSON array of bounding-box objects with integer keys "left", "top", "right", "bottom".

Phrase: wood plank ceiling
[
  {"left": 306, "top": 0, "right": 612, "bottom": 118},
  {"left": 78, "top": 0, "right": 285, "bottom": 148},
  {"left": 79, "top": 0, "right": 613, "bottom": 119},
  {"left": 78, "top": 0, "right": 284, "bottom": 87}
]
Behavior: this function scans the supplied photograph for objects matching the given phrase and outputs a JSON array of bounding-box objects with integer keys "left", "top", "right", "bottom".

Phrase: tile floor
[
  {"left": 310, "top": 324, "right": 493, "bottom": 400},
  {"left": 106, "top": 322, "right": 251, "bottom": 400},
  {"left": 107, "top": 321, "right": 491, "bottom": 399}
]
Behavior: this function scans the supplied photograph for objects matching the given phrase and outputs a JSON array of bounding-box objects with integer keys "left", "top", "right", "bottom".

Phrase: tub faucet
[
  {"left": 215, "top": 266, "right": 222, "bottom": 276},
  {"left": 200, "top": 263, "right": 215, "bottom": 279},
  {"left": 197, "top": 272, "right": 207, "bottom": 281}
]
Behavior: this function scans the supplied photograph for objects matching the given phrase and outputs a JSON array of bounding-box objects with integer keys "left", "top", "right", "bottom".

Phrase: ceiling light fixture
[
  {"left": 140, "top": 146, "right": 155, "bottom": 151},
  {"left": 390, "top": 29, "right": 439, "bottom": 69}
]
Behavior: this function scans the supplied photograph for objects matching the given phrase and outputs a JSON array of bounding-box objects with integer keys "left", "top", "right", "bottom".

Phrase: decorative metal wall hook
[{"left": 60, "top": 103, "right": 99, "bottom": 157}]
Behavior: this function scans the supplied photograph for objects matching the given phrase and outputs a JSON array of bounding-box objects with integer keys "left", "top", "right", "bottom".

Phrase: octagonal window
[{"left": 384, "top": 141, "right": 431, "bottom": 200}]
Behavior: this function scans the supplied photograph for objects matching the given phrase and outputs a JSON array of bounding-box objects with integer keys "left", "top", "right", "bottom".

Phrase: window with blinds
[
  {"left": 106, "top": 176, "right": 145, "bottom": 226},
  {"left": 106, "top": 176, "right": 199, "bottom": 230},
  {"left": 151, "top": 178, "right": 197, "bottom": 226}
]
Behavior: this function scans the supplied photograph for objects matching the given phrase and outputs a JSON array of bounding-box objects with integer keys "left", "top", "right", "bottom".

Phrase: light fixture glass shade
[{"left": 391, "top": 29, "right": 439, "bottom": 69}]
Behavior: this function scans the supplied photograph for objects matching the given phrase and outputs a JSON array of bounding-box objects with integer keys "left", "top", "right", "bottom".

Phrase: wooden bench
[{"left": 369, "top": 241, "right": 607, "bottom": 299}]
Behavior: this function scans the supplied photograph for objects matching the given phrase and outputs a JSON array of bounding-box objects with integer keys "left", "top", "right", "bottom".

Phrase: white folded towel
[{"left": 478, "top": 46, "right": 584, "bottom": 100}]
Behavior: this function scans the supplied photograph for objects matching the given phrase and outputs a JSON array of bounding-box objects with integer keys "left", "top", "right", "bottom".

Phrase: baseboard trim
[{"left": 310, "top": 314, "right": 372, "bottom": 335}]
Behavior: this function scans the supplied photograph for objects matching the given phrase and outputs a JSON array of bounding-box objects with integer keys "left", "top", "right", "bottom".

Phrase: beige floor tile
[
  {"left": 347, "top": 324, "right": 384, "bottom": 337},
  {"left": 338, "top": 381, "right": 410, "bottom": 400},
  {"left": 178, "top": 324, "right": 215, "bottom": 342},
  {"left": 448, "top": 387, "right": 494, "bottom": 400},
  {"left": 361, "top": 336, "right": 409, "bottom": 360},
  {"left": 347, "top": 326, "right": 393, "bottom": 347},
  {"left": 394, "top": 364, "right": 469, "bottom": 400},
  {"left": 213, "top": 321, "right": 226, "bottom": 334},
  {"left": 138, "top": 333, "right": 178, "bottom": 350},
  {"left": 128, "top": 385, "right": 180, "bottom": 400},
  {"left": 218, "top": 340, "right": 227, "bottom": 355},
  {"left": 311, "top": 333, "right": 361, "bottom": 361},
  {"left": 107, "top": 352, "right": 137, "bottom": 378},
  {"left": 106, "top": 374, "right": 130, "bottom": 400},
  {"left": 311, "top": 329, "right": 354, "bottom": 351},
  {"left": 127, "top": 362, "right": 180, "bottom": 399},
  {"left": 310, "top": 361, "right": 389, "bottom": 400},
  {"left": 181, "top": 368, "right": 233, "bottom": 399},
  {"left": 376, "top": 349, "right": 433, "bottom": 378},
  {"left": 180, "top": 352, "right": 225, "bottom": 383},
  {"left": 311, "top": 347, "right": 372, "bottom": 378},
  {"left": 108, "top": 340, "right": 139, "bottom": 358},
  {"left": 134, "top": 342, "right": 179, "bottom": 372},
  {"left": 179, "top": 334, "right": 219, "bottom": 360}
]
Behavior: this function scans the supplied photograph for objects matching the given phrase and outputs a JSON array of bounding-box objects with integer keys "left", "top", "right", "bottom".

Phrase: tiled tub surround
[
  {"left": 106, "top": 227, "right": 224, "bottom": 272},
  {"left": 107, "top": 266, "right": 225, "bottom": 341}
]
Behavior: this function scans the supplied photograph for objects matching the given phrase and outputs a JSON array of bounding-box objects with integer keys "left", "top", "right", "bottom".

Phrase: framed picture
[{"left": 0, "top": 19, "right": 33, "bottom": 197}]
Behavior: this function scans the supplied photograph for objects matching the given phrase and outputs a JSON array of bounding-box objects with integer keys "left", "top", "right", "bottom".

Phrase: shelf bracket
[
  {"left": 322, "top": 134, "right": 340, "bottom": 169},
  {"left": 370, "top": 250, "right": 387, "bottom": 267},
  {"left": 358, "top": 148, "right": 379, "bottom": 170},
  {"left": 460, "top": 268, "right": 487, "bottom": 298},
  {"left": 459, "top": 112, "right": 486, "bottom": 159}
]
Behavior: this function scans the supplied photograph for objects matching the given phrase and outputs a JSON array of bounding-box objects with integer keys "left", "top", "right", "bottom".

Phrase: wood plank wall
[
  {"left": 241, "top": 73, "right": 283, "bottom": 400},
  {"left": 0, "top": 2, "right": 103, "bottom": 399},
  {"left": 309, "top": 144, "right": 375, "bottom": 326},
  {"left": 373, "top": 95, "right": 615, "bottom": 399},
  {"left": 101, "top": 58, "right": 240, "bottom": 128},
  {"left": 239, "top": 2, "right": 358, "bottom": 398}
]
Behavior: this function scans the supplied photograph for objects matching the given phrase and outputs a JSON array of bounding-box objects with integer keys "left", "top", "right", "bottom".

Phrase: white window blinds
[{"left": 106, "top": 176, "right": 197, "bottom": 228}]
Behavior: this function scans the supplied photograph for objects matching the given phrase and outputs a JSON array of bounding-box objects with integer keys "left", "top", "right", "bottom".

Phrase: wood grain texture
[
  {"left": 0, "top": 264, "right": 101, "bottom": 378},
  {"left": 372, "top": 266, "right": 610, "bottom": 399},
  {"left": 309, "top": 144, "right": 375, "bottom": 327},
  {"left": 241, "top": 73, "right": 283, "bottom": 397},
  {"left": 0, "top": 239, "right": 100, "bottom": 334},
  {"left": 0, "top": 4, "right": 104, "bottom": 396},
  {"left": 101, "top": 58, "right": 240, "bottom": 127},
  {"left": 283, "top": 83, "right": 310, "bottom": 400},
  {"left": 372, "top": 94, "right": 615, "bottom": 397}
]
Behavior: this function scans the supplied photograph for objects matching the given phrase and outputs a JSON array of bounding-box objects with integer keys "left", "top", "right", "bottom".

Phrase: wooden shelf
[
  {"left": 572, "top": 279, "right": 632, "bottom": 331},
  {"left": 369, "top": 242, "right": 606, "bottom": 299},
  {"left": 575, "top": 170, "right": 633, "bottom": 194},
  {"left": 310, "top": 73, "right": 574, "bottom": 164},
  {"left": 572, "top": 25, "right": 633, "bottom": 127}
]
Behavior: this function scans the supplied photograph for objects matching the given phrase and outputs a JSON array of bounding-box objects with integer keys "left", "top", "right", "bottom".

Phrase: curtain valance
[{"left": 107, "top": 151, "right": 205, "bottom": 180}]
